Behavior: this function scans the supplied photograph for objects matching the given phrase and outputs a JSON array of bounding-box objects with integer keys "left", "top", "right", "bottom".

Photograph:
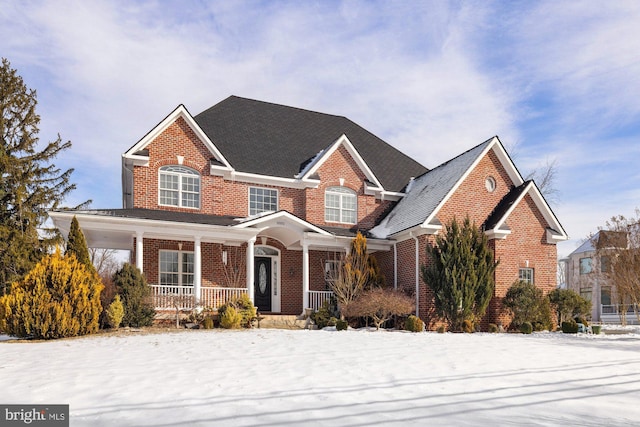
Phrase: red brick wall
[
  {"left": 132, "top": 120, "right": 391, "bottom": 230},
  {"left": 394, "top": 148, "right": 559, "bottom": 330}
]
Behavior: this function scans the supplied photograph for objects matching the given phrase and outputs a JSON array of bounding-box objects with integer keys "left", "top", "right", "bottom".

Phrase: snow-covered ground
[{"left": 2, "top": 327, "right": 640, "bottom": 426}]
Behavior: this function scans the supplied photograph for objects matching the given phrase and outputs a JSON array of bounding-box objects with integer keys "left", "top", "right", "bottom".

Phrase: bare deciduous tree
[
  {"left": 327, "top": 233, "right": 370, "bottom": 319},
  {"left": 90, "top": 248, "right": 122, "bottom": 281},
  {"left": 222, "top": 247, "right": 245, "bottom": 288},
  {"left": 343, "top": 288, "right": 414, "bottom": 329},
  {"left": 593, "top": 209, "right": 640, "bottom": 325},
  {"left": 525, "top": 158, "right": 560, "bottom": 205}
]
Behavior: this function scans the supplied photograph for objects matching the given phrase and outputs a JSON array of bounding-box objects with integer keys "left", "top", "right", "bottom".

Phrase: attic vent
[{"left": 485, "top": 176, "right": 496, "bottom": 193}]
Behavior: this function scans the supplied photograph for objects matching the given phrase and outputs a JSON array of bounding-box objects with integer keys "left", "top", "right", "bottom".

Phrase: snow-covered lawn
[{"left": 2, "top": 327, "right": 640, "bottom": 426}]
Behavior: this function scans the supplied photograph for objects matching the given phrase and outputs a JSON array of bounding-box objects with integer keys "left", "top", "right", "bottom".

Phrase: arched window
[
  {"left": 159, "top": 166, "right": 200, "bottom": 209},
  {"left": 325, "top": 186, "right": 357, "bottom": 224}
]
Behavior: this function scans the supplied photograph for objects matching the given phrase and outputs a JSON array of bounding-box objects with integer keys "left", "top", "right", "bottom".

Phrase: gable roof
[
  {"left": 371, "top": 137, "right": 496, "bottom": 237},
  {"left": 371, "top": 136, "right": 568, "bottom": 242},
  {"left": 123, "top": 105, "right": 232, "bottom": 168},
  {"left": 482, "top": 180, "right": 568, "bottom": 242},
  {"left": 193, "top": 96, "right": 428, "bottom": 192}
]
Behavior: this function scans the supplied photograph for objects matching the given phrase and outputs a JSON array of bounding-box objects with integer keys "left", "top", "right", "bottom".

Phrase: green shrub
[
  {"left": 105, "top": 295, "right": 124, "bottom": 329},
  {"left": 113, "top": 263, "right": 155, "bottom": 327},
  {"left": 405, "top": 315, "right": 424, "bottom": 332},
  {"left": 520, "top": 321, "right": 533, "bottom": 334},
  {"left": 488, "top": 323, "right": 499, "bottom": 333},
  {"left": 202, "top": 316, "right": 214, "bottom": 330},
  {"left": 336, "top": 319, "right": 348, "bottom": 331},
  {"left": 0, "top": 250, "right": 103, "bottom": 339},
  {"left": 502, "top": 281, "right": 553, "bottom": 331},
  {"left": 220, "top": 305, "right": 242, "bottom": 329},
  {"left": 436, "top": 325, "right": 446, "bottom": 333},
  {"left": 562, "top": 319, "right": 579, "bottom": 333},
  {"left": 311, "top": 298, "right": 339, "bottom": 329},
  {"left": 548, "top": 288, "right": 591, "bottom": 325},
  {"left": 218, "top": 294, "right": 256, "bottom": 329},
  {"left": 462, "top": 319, "right": 474, "bottom": 333}
]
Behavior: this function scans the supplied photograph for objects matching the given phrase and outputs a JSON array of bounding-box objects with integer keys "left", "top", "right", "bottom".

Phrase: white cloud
[{"left": 0, "top": 0, "right": 637, "bottom": 234}]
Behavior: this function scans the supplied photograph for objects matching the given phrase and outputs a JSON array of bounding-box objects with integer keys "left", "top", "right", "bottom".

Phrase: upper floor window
[
  {"left": 249, "top": 187, "right": 278, "bottom": 216},
  {"left": 519, "top": 267, "right": 534, "bottom": 284},
  {"left": 325, "top": 186, "right": 356, "bottom": 224},
  {"left": 159, "top": 166, "right": 200, "bottom": 209},
  {"left": 579, "top": 257, "right": 592, "bottom": 275}
]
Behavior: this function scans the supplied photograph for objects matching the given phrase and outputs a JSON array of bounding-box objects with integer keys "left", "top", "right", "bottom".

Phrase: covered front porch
[{"left": 49, "top": 209, "right": 394, "bottom": 315}]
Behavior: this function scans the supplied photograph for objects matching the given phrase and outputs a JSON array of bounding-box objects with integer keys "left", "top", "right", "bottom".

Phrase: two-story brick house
[{"left": 50, "top": 96, "right": 567, "bottom": 327}]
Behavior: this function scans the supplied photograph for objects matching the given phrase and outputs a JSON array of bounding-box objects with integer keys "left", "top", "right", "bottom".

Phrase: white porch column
[
  {"left": 302, "top": 242, "right": 310, "bottom": 310},
  {"left": 194, "top": 237, "right": 202, "bottom": 305},
  {"left": 136, "top": 231, "right": 144, "bottom": 273},
  {"left": 246, "top": 237, "right": 256, "bottom": 303}
]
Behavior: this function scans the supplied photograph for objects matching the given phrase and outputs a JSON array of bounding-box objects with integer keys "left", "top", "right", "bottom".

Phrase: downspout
[
  {"left": 393, "top": 242, "right": 398, "bottom": 290},
  {"left": 410, "top": 231, "right": 419, "bottom": 317}
]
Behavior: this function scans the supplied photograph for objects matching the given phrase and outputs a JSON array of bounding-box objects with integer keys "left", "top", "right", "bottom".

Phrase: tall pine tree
[
  {"left": 421, "top": 216, "right": 498, "bottom": 331},
  {"left": 0, "top": 58, "right": 86, "bottom": 292}
]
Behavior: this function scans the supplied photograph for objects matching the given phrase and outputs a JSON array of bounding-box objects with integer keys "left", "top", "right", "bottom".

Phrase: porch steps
[{"left": 256, "top": 314, "right": 311, "bottom": 330}]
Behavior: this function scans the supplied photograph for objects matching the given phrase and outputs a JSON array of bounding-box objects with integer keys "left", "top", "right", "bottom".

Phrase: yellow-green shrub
[
  {"left": 105, "top": 295, "right": 124, "bottom": 329},
  {"left": 219, "top": 305, "right": 242, "bottom": 329},
  {"left": 405, "top": 315, "right": 424, "bottom": 332},
  {"left": 0, "top": 250, "right": 103, "bottom": 339},
  {"left": 218, "top": 293, "right": 256, "bottom": 329}
]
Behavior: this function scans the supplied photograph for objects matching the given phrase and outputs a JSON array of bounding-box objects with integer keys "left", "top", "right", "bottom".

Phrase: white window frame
[
  {"left": 518, "top": 267, "right": 534, "bottom": 284},
  {"left": 159, "top": 250, "right": 195, "bottom": 287},
  {"left": 249, "top": 187, "right": 278, "bottom": 216},
  {"left": 159, "top": 166, "right": 200, "bottom": 209},
  {"left": 324, "top": 186, "right": 357, "bottom": 224}
]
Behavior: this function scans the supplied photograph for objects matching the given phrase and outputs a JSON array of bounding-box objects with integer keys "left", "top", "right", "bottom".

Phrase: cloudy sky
[{"left": 1, "top": 0, "right": 639, "bottom": 257}]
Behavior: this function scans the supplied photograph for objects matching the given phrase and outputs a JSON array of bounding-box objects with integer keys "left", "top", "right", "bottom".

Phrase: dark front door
[{"left": 254, "top": 257, "right": 272, "bottom": 312}]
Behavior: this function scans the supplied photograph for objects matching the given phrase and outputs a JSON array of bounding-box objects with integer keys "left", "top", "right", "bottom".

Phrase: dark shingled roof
[
  {"left": 194, "top": 96, "right": 428, "bottom": 193},
  {"left": 483, "top": 181, "right": 531, "bottom": 231},
  {"left": 83, "top": 208, "right": 241, "bottom": 226}
]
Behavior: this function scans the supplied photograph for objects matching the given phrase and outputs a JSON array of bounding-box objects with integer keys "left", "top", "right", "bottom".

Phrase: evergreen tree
[
  {"left": 421, "top": 216, "right": 498, "bottom": 331},
  {"left": 0, "top": 58, "right": 86, "bottom": 292},
  {"left": 66, "top": 216, "right": 96, "bottom": 274},
  {"left": 0, "top": 249, "right": 103, "bottom": 339},
  {"left": 113, "top": 263, "right": 155, "bottom": 327}
]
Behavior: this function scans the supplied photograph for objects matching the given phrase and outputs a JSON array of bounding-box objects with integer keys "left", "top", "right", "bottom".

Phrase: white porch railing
[
  {"left": 151, "top": 285, "right": 196, "bottom": 310},
  {"left": 601, "top": 304, "right": 639, "bottom": 324},
  {"left": 149, "top": 285, "right": 247, "bottom": 311},
  {"left": 201, "top": 287, "right": 247, "bottom": 310},
  {"left": 308, "top": 290, "right": 333, "bottom": 311}
]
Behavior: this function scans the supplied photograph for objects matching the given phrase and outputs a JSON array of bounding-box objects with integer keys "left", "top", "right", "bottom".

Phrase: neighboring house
[
  {"left": 563, "top": 230, "right": 632, "bottom": 323},
  {"left": 49, "top": 96, "right": 567, "bottom": 327}
]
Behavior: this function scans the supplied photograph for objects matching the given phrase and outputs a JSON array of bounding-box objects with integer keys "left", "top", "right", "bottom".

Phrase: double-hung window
[
  {"left": 325, "top": 186, "right": 357, "bottom": 224},
  {"left": 159, "top": 166, "right": 200, "bottom": 209},
  {"left": 518, "top": 267, "right": 534, "bottom": 284},
  {"left": 249, "top": 187, "right": 278, "bottom": 216},
  {"left": 159, "top": 250, "right": 194, "bottom": 288}
]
